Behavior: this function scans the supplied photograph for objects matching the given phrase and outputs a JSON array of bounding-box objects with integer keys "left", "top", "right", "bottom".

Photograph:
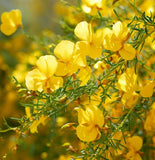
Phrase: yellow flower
[
  {"left": 0, "top": 9, "right": 22, "bottom": 36},
  {"left": 119, "top": 43, "right": 136, "bottom": 60},
  {"left": 81, "top": 0, "right": 113, "bottom": 16},
  {"left": 26, "top": 55, "right": 63, "bottom": 92},
  {"left": 112, "top": 21, "right": 130, "bottom": 42},
  {"left": 74, "top": 21, "right": 102, "bottom": 59},
  {"left": 54, "top": 40, "right": 80, "bottom": 76},
  {"left": 36, "top": 55, "right": 57, "bottom": 77},
  {"left": 81, "top": 0, "right": 104, "bottom": 15},
  {"left": 103, "top": 21, "right": 136, "bottom": 60},
  {"left": 103, "top": 28, "right": 122, "bottom": 52},
  {"left": 75, "top": 105, "right": 104, "bottom": 142},
  {"left": 78, "top": 66, "right": 91, "bottom": 86},
  {"left": 118, "top": 68, "right": 138, "bottom": 108},
  {"left": 140, "top": 81, "right": 155, "bottom": 97},
  {"left": 121, "top": 92, "right": 139, "bottom": 108},
  {"left": 118, "top": 68, "right": 137, "bottom": 93},
  {"left": 126, "top": 136, "right": 143, "bottom": 160}
]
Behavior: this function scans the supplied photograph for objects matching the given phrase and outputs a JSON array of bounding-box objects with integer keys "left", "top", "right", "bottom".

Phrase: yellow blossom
[
  {"left": 126, "top": 136, "right": 143, "bottom": 160},
  {"left": 81, "top": 0, "right": 104, "bottom": 15},
  {"left": 74, "top": 21, "right": 102, "bottom": 59},
  {"left": 103, "top": 21, "right": 136, "bottom": 60},
  {"left": 121, "top": 92, "right": 139, "bottom": 108},
  {"left": 36, "top": 55, "right": 57, "bottom": 77},
  {"left": 0, "top": 9, "right": 22, "bottom": 36},
  {"left": 118, "top": 68, "right": 138, "bottom": 108},
  {"left": 103, "top": 29, "right": 122, "bottom": 52},
  {"left": 75, "top": 105, "right": 104, "bottom": 142},
  {"left": 119, "top": 43, "right": 136, "bottom": 60},
  {"left": 112, "top": 21, "right": 130, "bottom": 42},
  {"left": 26, "top": 55, "right": 63, "bottom": 92},
  {"left": 118, "top": 68, "right": 137, "bottom": 93},
  {"left": 140, "top": 81, "right": 155, "bottom": 97},
  {"left": 78, "top": 66, "right": 91, "bottom": 86},
  {"left": 54, "top": 40, "right": 80, "bottom": 76},
  {"left": 81, "top": 0, "right": 113, "bottom": 16}
]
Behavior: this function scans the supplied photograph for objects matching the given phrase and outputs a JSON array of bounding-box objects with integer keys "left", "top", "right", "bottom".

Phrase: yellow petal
[
  {"left": 9, "top": 9, "right": 22, "bottom": 26},
  {"left": 112, "top": 21, "right": 130, "bottom": 41},
  {"left": 67, "top": 63, "right": 79, "bottom": 76},
  {"left": 118, "top": 68, "right": 137, "bottom": 93},
  {"left": 55, "top": 60, "right": 78, "bottom": 76},
  {"left": 82, "top": 4, "right": 92, "bottom": 14},
  {"left": 88, "top": 43, "right": 102, "bottom": 59},
  {"left": 103, "top": 32, "right": 122, "bottom": 52},
  {"left": 75, "top": 41, "right": 90, "bottom": 57},
  {"left": 119, "top": 44, "right": 136, "bottom": 60},
  {"left": 25, "top": 68, "right": 46, "bottom": 92},
  {"left": 127, "top": 136, "right": 143, "bottom": 151},
  {"left": 75, "top": 41, "right": 89, "bottom": 56},
  {"left": 126, "top": 150, "right": 142, "bottom": 160},
  {"left": 87, "top": 105, "right": 104, "bottom": 128},
  {"left": 78, "top": 66, "right": 91, "bottom": 86},
  {"left": 1, "top": 12, "right": 10, "bottom": 23},
  {"left": 46, "top": 76, "right": 63, "bottom": 91},
  {"left": 122, "top": 92, "right": 139, "bottom": 108},
  {"left": 94, "top": 28, "right": 104, "bottom": 46},
  {"left": 0, "top": 23, "right": 16, "bottom": 36},
  {"left": 0, "top": 9, "right": 22, "bottom": 36},
  {"left": 76, "top": 124, "right": 99, "bottom": 142},
  {"left": 74, "top": 21, "right": 93, "bottom": 42},
  {"left": 36, "top": 55, "right": 58, "bottom": 77},
  {"left": 75, "top": 107, "right": 90, "bottom": 125},
  {"left": 54, "top": 40, "right": 74, "bottom": 61},
  {"left": 140, "top": 82, "right": 155, "bottom": 97},
  {"left": 73, "top": 52, "right": 87, "bottom": 67},
  {"left": 55, "top": 61, "right": 68, "bottom": 76}
]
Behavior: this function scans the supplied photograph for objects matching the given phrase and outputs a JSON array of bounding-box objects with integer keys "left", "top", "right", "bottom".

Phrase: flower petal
[
  {"left": 36, "top": 55, "right": 58, "bottom": 77},
  {"left": 119, "top": 44, "right": 136, "bottom": 60},
  {"left": 54, "top": 40, "right": 74, "bottom": 62},
  {"left": 76, "top": 124, "right": 99, "bottom": 142},
  {"left": 74, "top": 21, "right": 92, "bottom": 42}
]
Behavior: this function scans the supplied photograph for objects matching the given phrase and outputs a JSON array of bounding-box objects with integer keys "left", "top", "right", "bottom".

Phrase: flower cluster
[{"left": 0, "top": 0, "right": 154, "bottom": 159}]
